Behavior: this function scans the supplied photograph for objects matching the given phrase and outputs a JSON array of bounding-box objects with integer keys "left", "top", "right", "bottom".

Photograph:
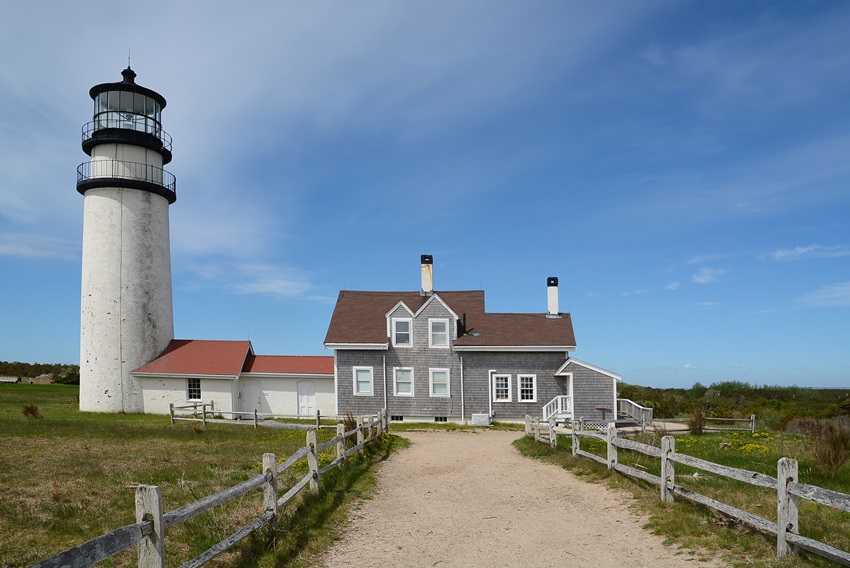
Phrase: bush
[
  {"left": 22, "top": 404, "right": 41, "bottom": 419},
  {"left": 687, "top": 405, "right": 706, "bottom": 435},
  {"left": 787, "top": 417, "right": 850, "bottom": 476}
]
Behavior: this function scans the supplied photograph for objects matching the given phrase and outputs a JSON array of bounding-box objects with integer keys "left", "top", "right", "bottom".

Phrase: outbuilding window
[{"left": 187, "top": 378, "right": 201, "bottom": 401}]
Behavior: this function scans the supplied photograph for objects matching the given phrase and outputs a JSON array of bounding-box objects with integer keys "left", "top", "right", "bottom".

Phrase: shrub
[
  {"left": 688, "top": 405, "right": 706, "bottom": 435},
  {"left": 788, "top": 417, "right": 850, "bottom": 476},
  {"left": 22, "top": 404, "right": 41, "bottom": 419}
]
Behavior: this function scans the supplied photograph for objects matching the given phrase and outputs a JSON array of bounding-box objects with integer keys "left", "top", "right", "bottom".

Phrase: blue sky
[{"left": 1, "top": 1, "right": 848, "bottom": 389}]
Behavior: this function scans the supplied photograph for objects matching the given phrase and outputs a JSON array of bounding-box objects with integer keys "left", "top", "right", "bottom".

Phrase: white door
[
  {"left": 241, "top": 379, "right": 262, "bottom": 414},
  {"left": 298, "top": 381, "right": 315, "bottom": 416}
]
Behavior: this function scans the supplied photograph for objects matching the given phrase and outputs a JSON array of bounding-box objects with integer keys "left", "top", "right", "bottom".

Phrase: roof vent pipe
[
  {"left": 421, "top": 254, "right": 434, "bottom": 296},
  {"left": 547, "top": 276, "right": 560, "bottom": 318}
]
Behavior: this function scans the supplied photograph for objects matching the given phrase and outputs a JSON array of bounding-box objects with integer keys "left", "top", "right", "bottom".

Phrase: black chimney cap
[
  {"left": 547, "top": 277, "right": 558, "bottom": 287},
  {"left": 421, "top": 254, "right": 433, "bottom": 265}
]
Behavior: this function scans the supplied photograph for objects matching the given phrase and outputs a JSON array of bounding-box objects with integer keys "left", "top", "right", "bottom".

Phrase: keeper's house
[{"left": 324, "top": 255, "right": 620, "bottom": 424}]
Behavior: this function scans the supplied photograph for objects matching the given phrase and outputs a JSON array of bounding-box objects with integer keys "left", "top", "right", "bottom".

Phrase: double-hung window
[
  {"left": 493, "top": 374, "right": 511, "bottom": 402},
  {"left": 429, "top": 319, "right": 449, "bottom": 348},
  {"left": 394, "top": 368, "right": 414, "bottom": 396},
  {"left": 518, "top": 374, "right": 537, "bottom": 402},
  {"left": 187, "top": 378, "right": 201, "bottom": 401},
  {"left": 392, "top": 318, "right": 412, "bottom": 347},
  {"left": 353, "top": 367, "right": 373, "bottom": 396},
  {"left": 429, "top": 368, "right": 450, "bottom": 397}
]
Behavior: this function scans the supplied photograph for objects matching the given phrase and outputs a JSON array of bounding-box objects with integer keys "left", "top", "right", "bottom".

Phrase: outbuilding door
[
  {"left": 241, "top": 379, "right": 262, "bottom": 414},
  {"left": 298, "top": 381, "right": 315, "bottom": 416}
]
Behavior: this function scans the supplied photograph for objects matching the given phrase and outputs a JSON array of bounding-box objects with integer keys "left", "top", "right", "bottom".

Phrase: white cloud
[
  {"left": 697, "top": 301, "right": 721, "bottom": 308},
  {"left": 0, "top": 234, "right": 78, "bottom": 261},
  {"left": 692, "top": 267, "right": 727, "bottom": 284},
  {"left": 683, "top": 363, "right": 696, "bottom": 370},
  {"left": 664, "top": 281, "right": 680, "bottom": 290},
  {"left": 770, "top": 244, "right": 850, "bottom": 261},
  {"left": 797, "top": 281, "right": 850, "bottom": 308},
  {"left": 622, "top": 289, "right": 649, "bottom": 296}
]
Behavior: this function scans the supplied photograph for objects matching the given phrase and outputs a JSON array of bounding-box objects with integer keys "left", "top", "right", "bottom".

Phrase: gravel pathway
[{"left": 321, "top": 429, "right": 722, "bottom": 567}]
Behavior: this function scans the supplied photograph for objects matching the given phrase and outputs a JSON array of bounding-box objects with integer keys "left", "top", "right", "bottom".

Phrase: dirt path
[{"left": 322, "top": 429, "right": 722, "bottom": 568}]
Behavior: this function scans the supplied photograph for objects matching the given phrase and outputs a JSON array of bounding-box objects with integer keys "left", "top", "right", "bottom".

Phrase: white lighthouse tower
[{"left": 77, "top": 67, "right": 176, "bottom": 413}]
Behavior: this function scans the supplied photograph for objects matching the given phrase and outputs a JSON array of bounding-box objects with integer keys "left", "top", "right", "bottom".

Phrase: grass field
[
  {"left": 0, "top": 384, "right": 400, "bottom": 567},
  {"left": 515, "top": 427, "right": 850, "bottom": 568}
]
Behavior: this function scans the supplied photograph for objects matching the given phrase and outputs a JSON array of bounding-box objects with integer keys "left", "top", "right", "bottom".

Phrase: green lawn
[
  {"left": 515, "top": 428, "right": 850, "bottom": 568},
  {"left": 0, "top": 384, "right": 398, "bottom": 567}
]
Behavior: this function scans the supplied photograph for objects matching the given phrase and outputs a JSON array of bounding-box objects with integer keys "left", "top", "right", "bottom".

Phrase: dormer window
[
  {"left": 392, "top": 318, "right": 412, "bottom": 347},
  {"left": 429, "top": 319, "right": 449, "bottom": 348}
]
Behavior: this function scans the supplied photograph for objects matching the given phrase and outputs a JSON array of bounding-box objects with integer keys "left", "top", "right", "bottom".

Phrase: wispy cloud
[
  {"left": 0, "top": 234, "right": 78, "bottom": 261},
  {"left": 181, "top": 261, "right": 333, "bottom": 303},
  {"left": 769, "top": 244, "right": 850, "bottom": 261},
  {"left": 622, "top": 289, "right": 650, "bottom": 296},
  {"left": 697, "top": 301, "right": 721, "bottom": 308},
  {"left": 692, "top": 267, "right": 727, "bottom": 284},
  {"left": 683, "top": 363, "right": 696, "bottom": 370},
  {"left": 797, "top": 281, "right": 850, "bottom": 308},
  {"left": 664, "top": 281, "right": 681, "bottom": 291}
]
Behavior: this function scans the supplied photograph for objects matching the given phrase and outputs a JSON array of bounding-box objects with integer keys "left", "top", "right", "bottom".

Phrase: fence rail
[
  {"left": 661, "top": 414, "right": 756, "bottom": 434},
  {"left": 169, "top": 403, "right": 336, "bottom": 430},
  {"left": 33, "top": 410, "right": 389, "bottom": 568},
  {"left": 525, "top": 416, "right": 850, "bottom": 565}
]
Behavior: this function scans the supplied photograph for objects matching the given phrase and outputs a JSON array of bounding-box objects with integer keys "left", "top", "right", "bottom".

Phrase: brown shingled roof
[
  {"left": 131, "top": 339, "right": 253, "bottom": 377},
  {"left": 324, "top": 290, "right": 575, "bottom": 349}
]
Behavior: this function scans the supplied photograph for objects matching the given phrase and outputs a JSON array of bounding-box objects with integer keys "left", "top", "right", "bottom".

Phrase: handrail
[
  {"left": 76, "top": 160, "right": 176, "bottom": 198},
  {"left": 82, "top": 119, "right": 172, "bottom": 153},
  {"left": 616, "top": 398, "right": 653, "bottom": 423},
  {"left": 542, "top": 395, "right": 571, "bottom": 420}
]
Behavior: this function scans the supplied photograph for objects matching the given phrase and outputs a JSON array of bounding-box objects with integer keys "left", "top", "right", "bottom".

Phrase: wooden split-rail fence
[
  {"left": 525, "top": 415, "right": 850, "bottom": 566},
  {"left": 169, "top": 402, "right": 331, "bottom": 430},
  {"left": 32, "top": 410, "right": 389, "bottom": 568}
]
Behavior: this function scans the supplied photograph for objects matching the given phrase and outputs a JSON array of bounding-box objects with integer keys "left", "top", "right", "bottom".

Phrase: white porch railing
[
  {"left": 616, "top": 398, "right": 653, "bottom": 423},
  {"left": 542, "top": 395, "right": 572, "bottom": 420}
]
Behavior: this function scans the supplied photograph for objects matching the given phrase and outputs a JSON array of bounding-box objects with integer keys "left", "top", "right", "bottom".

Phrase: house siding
[{"left": 563, "top": 362, "right": 617, "bottom": 423}]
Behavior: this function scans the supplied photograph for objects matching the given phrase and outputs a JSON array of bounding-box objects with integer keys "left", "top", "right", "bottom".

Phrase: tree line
[
  {"left": 619, "top": 380, "right": 850, "bottom": 430},
  {"left": 0, "top": 361, "right": 80, "bottom": 384}
]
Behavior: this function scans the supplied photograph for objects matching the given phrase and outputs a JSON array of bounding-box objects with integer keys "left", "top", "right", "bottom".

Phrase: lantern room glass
[{"left": 93, "top": 90, "right": 161, "bottom": 137}]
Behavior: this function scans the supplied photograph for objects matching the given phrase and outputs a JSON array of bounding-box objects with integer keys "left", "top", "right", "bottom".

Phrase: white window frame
[
  {"left": 493, "top": 374, "right": 512, "bottom": 402},
  {"left": 353, "top": 366, "right": 373, "bottom": 396},
  {"left": 392, "top": 318, "right": 412, "bottom": 347},
  {"left": 187, "top": 377, "right": 202, "bottom": 401},
  {"left": 429, "top": 318, "right": 450, "bottom": 348},
  {"left": 393, "top": 367, "right": 414, "bottom": 397},
  {"left": 518, "top": 374, "right": 537, "bottom": 403},
  {"left": 429, "top": 368, "right": 451, "bottom": 398}
]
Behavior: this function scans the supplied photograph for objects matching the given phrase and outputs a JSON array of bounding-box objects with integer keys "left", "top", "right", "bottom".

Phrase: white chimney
[
  {"left": 547, "top": 277, "right": 560, "bottom": 318},
  {"left": 421, "top": 254, "right": 434, "bottom": 295}
]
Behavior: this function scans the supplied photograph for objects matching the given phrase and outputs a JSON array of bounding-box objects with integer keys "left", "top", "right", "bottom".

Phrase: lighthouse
[{"left": 77, "top": 67, "right": 176, "bottom": 413}]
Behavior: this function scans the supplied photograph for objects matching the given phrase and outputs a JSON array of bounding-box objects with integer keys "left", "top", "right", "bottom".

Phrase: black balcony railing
[{"left": 76, "top": 160, "right": 176, "bottom": 204}]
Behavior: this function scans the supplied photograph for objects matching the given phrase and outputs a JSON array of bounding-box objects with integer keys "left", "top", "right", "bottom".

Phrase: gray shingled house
[{"left": 323, "top": 255, "right": 622, "bottom": 425}]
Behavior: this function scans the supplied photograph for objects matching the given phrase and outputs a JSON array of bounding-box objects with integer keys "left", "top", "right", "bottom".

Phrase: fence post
[
  {"left": 316, "top": 410, "right": 321, "bottom": 430},
  {"left": 661, "top": 435, "right": 675, "bottom": 503},
  {"left": 777, "top": 457, "right": 799, "bottom": 558},
  {"left": 336, "top": 423, "right": 346, "bottom": 462},
  {"left": 525, "top": 415, "right": 531, "bottom": 436},
  {"left": 383, "top": 408, "right": 389, "bottom": 432},
  {"left": 169, "top": 403, "right": 174, "bottom": 425},
  {"left": 253, "top": 408, "right": 258, "bottom": 429},
  {"left": 607, "top": 422, "right": 617, "bottom": 469},
  {"left": 306, "top": 430, "right": 320, "bottom": 493},
  {"left": 751, "top": 414, "right": 756, "bottom": 434},
  {"left": 571, "top": 422, "right": 578, "bottom": 456},
  {"left": 367, "top": 415, "right": 374, "bottom": 441},
  {"left": 548, "top": 416, "right": 557, "bottom": 448},
  {"left": 136, "top": 485, "right": 164, "bottom": 568},
  {"left": 202, "top": 404, "right": 207, "bottom": 427},
  {"left": 356, "top": 416, "right": 365, "bottom": 452},
  {"left": 262, "top": 453, "right": 278, "bottom": 518}
]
